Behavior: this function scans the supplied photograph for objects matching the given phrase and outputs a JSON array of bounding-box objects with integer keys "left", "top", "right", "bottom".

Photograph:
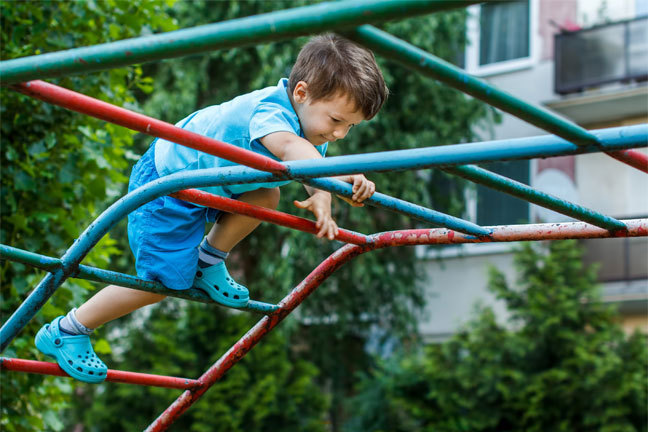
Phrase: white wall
[{"left": 419, "top": 249, "right": 516, "bottom": 341}]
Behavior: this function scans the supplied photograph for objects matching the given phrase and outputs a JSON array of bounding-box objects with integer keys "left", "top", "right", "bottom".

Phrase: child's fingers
[{"left": 353, "top": 180, "right": 375, "bottom": 202}]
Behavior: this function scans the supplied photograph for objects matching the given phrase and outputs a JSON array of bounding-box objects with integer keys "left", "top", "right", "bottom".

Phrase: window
[
  {"left": 466, "top": 0, "right": 537, "bottom": 76},
  {"left": 476, "top": 160, "right": 530, "bottom": 226},
  {"left": 480, "top": 1, "right": 530, "bottom": 65}
]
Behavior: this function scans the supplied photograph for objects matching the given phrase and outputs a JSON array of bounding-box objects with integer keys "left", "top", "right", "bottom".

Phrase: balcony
[{"left": 555, "top": 16, "right": 648, "bottom": 95}]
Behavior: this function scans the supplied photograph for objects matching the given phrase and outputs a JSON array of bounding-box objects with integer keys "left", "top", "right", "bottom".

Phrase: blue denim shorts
[{"left": 127, "top": 144, "right": 226, "bottom": 291}]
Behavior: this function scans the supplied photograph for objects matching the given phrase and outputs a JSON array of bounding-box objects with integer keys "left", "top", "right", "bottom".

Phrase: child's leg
[
  {"left": 75, "top": 285, "right": 166, "bottom": 330},
  {"left": 193, "top": 187, "right": 280, "bottom": 306},
  {"left": 206, "top": 187, "right": 280, "bottom": 251}
]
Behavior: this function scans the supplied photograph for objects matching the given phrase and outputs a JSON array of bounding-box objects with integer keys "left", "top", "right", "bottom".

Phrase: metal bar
[
  {"left": 145, "top": 242, "right": 366, "bottom": 431},
  {"left": 0, "top": 244, "right": 278, "bottom": 314},
  {"left": 0, "top": 0, "right": 477, "bottom": 85},
  {"left": 146, "top": 217, "right": 648, "bottom": 429},
  {"left": 11, "top": 80, "right": 286, "bottom": 174},
  {"left": 305, "top": 178, "right": 492, "bottom": 237},
  {"left": 0, "top": 357, "right": 201, "bottom": 390},
  {"left": 343, "top": 25, "right": 648, "bottom": 173},
  {"left": 281, "top": 125, "right": 648, "bottom": 176},
  {"left": 367, "top": 218, "right": 648, "bottom": 248},
  {"left": 171, "top": 189, "right": 370, "bottom": 245},
  {"left": 444, "top": 165, "right": 628, "bottom": 233}
]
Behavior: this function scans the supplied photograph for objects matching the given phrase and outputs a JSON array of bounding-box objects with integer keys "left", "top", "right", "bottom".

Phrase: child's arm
[{"left": 260, "top": 132, "right": 374, "bottom": 238}]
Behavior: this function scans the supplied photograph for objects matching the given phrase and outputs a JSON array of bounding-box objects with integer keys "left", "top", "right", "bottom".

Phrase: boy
[{"left": 35, "top": 34, "right": 388, "bottom": 383}]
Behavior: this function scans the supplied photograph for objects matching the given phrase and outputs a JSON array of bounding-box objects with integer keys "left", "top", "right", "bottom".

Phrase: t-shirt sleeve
[{"left": 249, "top": 102, "right": 300, "bottom": 144}]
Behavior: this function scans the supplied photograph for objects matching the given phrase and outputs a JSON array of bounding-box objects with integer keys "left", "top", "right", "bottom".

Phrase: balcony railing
[{"left": 555, "top": 16, "right": 648, "bottom": 95}]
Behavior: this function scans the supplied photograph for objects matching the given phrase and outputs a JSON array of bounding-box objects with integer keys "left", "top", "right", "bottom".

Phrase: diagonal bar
[
  {"left": 11, "top": 80, "right": 286, "bottom": 174},
  {"left": 306, "top": 177, "right": 491, "bottom": 237},
  {"left": 343, "top": 25, "right": 648, "bottom": 173},
  {"left": 444, "top": 165, "right": 628, "bottom": 233},
  {"left": 171, "top": 189, "right": 369, "bottom": 245},
  {"left": 0, "top": 0, "right": 478, "bottom": 85},
  {"left": 0, "top": 244, "right": 278, "bottom": 314}
]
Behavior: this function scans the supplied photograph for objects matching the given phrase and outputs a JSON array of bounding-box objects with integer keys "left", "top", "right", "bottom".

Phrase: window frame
[{"left": 465, "top": 0, "right": 540, "bottom": 77}]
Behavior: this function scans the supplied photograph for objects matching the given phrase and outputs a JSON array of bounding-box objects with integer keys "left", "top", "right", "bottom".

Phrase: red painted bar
[
  {"left": 0, "top": 357, "right": 201, "bottom": 390},
  {"left": 607, "top": 148, "right": 648, "bottom": 173},
  {"left": 12, "top": 80, "right": 286, "bottom": 174},
  {"left": 145, "top": 243, "right": 364, "bottom": 431},
  {"left": 145, "top": 217, "right": 648, "bottom": 431},
  {"left": 171, "top": 189, "right": 369, "bottom": 246}
]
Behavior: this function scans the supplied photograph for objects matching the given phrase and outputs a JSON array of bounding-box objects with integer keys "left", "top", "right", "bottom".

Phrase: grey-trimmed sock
[
  {"left": 58, "top": 308, "right": 94, "bottom": 336},
  {"left": 197, "top": 238, "right": 229, "bottom": 269}
]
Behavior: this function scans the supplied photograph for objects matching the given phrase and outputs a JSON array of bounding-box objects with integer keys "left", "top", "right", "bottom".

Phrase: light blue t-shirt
[{"left": 154, "top": 78, "right": 328, "bottom": 197}]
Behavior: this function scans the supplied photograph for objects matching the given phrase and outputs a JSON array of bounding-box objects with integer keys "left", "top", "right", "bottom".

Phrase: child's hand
[
  {"left": 339, "top": 174, "right": 375, "bottom": 207},
  {"left": 294, "top": 192, "right": 339, "bottom": 240}
]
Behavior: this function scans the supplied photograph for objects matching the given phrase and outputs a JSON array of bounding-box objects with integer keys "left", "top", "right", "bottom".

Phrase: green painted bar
[
  {"left": 445, "top": 165, "right": 628, "bottom": 233},
  {"left": 344, "top": 25, "right": 599, "bottom": 145},
  {"left": 0, "top": 0, "right": 477, "bottom": 85},
  {"left": 343, "top": 25, "right": 647, "bottom": 171},
  {"left": 0, "top": 244, "right": 278, "bottom": 314}
]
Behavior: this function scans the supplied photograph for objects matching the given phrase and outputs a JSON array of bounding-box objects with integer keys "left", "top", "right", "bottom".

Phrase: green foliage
[
  {"left": 0, "top": 1, "right": 177, "bottom": 430},
  {"left": 345, "top": 240, "right": 648, "bottom": 432}
]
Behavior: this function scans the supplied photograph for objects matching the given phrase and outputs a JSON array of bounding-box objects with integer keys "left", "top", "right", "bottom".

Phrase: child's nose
[{"left": 333, "top": 128, "right": 347, "bottom": 140}]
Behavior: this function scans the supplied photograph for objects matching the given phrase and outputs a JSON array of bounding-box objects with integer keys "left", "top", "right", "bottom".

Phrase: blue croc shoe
[
  {"left": 193, "top": 262, "right": 249, "bottom": 308},
  {"left": 35, "top": 316, "right": 107, "bottom": 384}
]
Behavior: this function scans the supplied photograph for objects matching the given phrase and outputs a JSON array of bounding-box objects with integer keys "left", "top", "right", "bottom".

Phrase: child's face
[{"left": 292, "top": 82, "right": 366, "bottom": 146}]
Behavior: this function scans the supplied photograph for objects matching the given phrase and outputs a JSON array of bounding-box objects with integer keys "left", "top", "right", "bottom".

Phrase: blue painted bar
[
  {"left": 1, "top": 124, "right": 645, "bottom": 350},
  {"left": 445, "top": 165, "right": 628, "bottom": 232},
  {"left": 344, "top": 25, "right": 647, "bottom": 172},
  {"left": 284, "top": 125, "right": 648, "bottom": 178},
  {"left": 0, "top": 244, "right": 278, "bottom": 314},
  {"left": 306, "top": 178, "right": 491, "bottom": 236}
]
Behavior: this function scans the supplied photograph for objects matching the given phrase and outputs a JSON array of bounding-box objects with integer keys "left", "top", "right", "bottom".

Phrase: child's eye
[{"left": 331, "top": 117, "right": 340, "bottom": 123}]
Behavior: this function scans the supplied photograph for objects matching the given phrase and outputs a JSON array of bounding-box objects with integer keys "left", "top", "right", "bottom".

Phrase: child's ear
[{"left": 292, "top": 81, "right": 309, "bottom": 103}]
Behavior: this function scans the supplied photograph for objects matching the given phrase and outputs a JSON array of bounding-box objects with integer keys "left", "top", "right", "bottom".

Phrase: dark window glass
[
  {"left": 479, "top": 1, "right": 530, "bottom": 66},
  {"left": 476, "top": 160, "right": 529, "bottom": 226}
]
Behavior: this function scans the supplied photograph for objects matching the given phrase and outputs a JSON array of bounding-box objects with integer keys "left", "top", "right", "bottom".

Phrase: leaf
[{"left": 93, "top": 338, "right": 112, "bottom": 354}]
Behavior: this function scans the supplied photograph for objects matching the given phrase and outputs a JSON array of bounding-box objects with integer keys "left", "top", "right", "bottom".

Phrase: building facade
[{"left": 418, "top": 0, "right": 648, "bottom": 341}]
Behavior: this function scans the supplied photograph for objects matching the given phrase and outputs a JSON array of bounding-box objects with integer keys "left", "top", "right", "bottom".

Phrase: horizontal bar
[
  {"left": 11, "top": 80, "right": 286, "bottom": 173},
  {"left": 369, "top": 218, "right": 648, "bottom": 248},
  {"left": 281, "top": 125, "right": 648, "bottom": 176},
  {"left": 0, "top": 0, "right": 477, "bottom": 84},
  {"left": 444, "top": 165, "right": 628, "bottom": 232},
  {"left": 171, "top": 189, "right": 369, "bottom": 245},
  {"left": 344, "top": 25, "right": 648, "bottom": 173},
  {"left": 0, "top": 244, "right": 278, "bottom": 314},
  {"left": 0, "top": 357, "right": 200, "bottom": 390}
]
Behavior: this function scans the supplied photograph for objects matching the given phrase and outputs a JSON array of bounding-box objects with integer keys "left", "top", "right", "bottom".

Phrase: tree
[
  {"left": 1, "top": 2, "right": 176, "bottom": 430},
  {"left": 345, "top": 240, "right": 647, "bottom": 432}
]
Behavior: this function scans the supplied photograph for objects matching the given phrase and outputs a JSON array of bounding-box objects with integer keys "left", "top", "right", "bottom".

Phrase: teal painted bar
[
  {"left": 445, "top": 165, "right": 628, "bottom": 232},
  {"left": 0, "top": 244, "right": 278, "bottom": 315},
  {"left": 0, "top": 0, "right": 476, "bottom": 85},
  {"left": 343, "top": 25, "right": 611, "bottom": 148}
]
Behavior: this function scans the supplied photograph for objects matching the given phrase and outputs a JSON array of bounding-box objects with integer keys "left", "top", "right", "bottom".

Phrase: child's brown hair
[{"left": 289, "top": 34, "right": 388, "bottom": 120}]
